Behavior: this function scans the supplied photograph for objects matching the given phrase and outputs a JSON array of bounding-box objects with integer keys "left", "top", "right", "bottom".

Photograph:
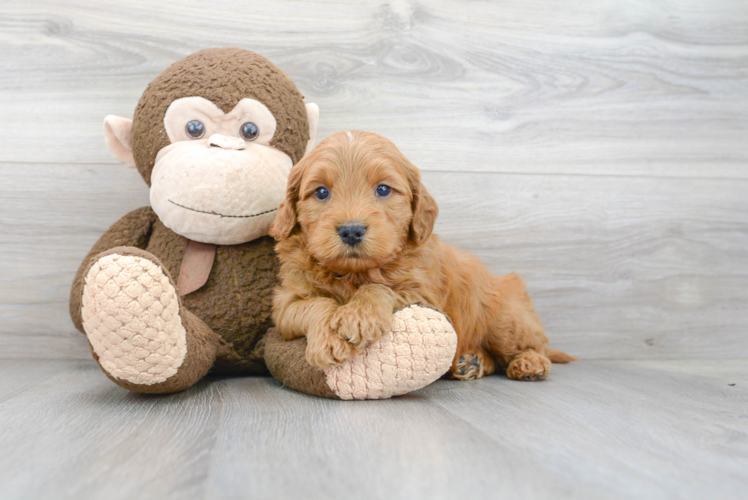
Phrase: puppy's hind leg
[
  {"left": 502, "top": 347, "right": 577, "bottom": 381},
  {"left": 484, "top": 273, "right": 558, "bottom": 381},
  {"left": 506, "top": 349, "right": 552, "bottom": 381},
  {"left": 450, "top": 349, "right": 496, "bottom": 381}
]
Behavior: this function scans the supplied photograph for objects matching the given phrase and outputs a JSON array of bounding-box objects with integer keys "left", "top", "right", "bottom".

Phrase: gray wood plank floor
[{"left": 0, "top": 359, "right": 745, "bottom": 500}]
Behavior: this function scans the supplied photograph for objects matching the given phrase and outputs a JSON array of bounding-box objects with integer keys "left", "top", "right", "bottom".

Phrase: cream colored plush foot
[
  {"left": 323, "top": 305, "right": 457, "bottom": 400},
  {"left": 81, "top": 253, "right": 187, "bottom": 386}
]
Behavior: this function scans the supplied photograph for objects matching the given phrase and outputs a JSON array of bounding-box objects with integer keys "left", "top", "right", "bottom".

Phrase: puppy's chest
[
  {"left": 318, "top": 275, "right": 369, "bottom": 302},
  {"left": 317, "top": 270, "right": 402, "bottom": 303}
]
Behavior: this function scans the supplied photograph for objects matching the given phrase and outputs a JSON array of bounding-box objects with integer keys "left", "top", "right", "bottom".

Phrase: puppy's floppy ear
[
  {"left": 270, "top": 159, "right": 305, "bottom": 241},
  {"left": 411, "top": 181, "right": 438, "bottom": 244},
  {"left": 403, "top": 158, "right": 438, "bottom": 245}
]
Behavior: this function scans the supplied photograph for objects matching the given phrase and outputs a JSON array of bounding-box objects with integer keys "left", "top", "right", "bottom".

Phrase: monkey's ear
[
  {"left": 103, "top": 115, "right": 136, "bottom": 168},
  {"left": 304, "top": 103, "right": 319, "bottom": 157},
  {"left": 269, "top": 159, "right": 305, "bottom": 241}
]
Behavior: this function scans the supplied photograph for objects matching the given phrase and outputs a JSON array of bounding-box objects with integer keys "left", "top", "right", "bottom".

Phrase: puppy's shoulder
[
  {"left": 408, "top": 233, "right": 445, "bottom": 258},
  {"left": 389, "top": 234, "right": 443, "bottom": 274},
  {"left": 412, "top": 233, "right": 468, "bottom": 268}
]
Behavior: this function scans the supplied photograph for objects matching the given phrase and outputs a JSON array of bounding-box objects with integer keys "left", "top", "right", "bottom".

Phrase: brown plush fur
[
  {"left": 70, "top": 48, "right": 315, "bottom": 393},
  {"left": 270, "top": 131, "right": 576, "bottom": 380},
  {"left": 82, "top": 246, "right": 232, "bottom": 393},
  {"left": 132, "top": 48, "right": 309, "bottom": 186},
  {"left": 262, "top": 328, "right": 338, "bottom": 399},
  {"left": 70, "top": 207, "right": 279, "bottom": 376}
]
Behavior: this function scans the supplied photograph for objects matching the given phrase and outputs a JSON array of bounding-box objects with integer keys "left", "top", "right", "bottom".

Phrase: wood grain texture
[
  {"left": 424, "top": 358, "right": 748, "bottom": 500},
  {"left": 0, "top": 359, "right": 745, "bottom": 500},
  {"left": 1, "top": 0, "right": 747, "bottom": 359},
  {"left": 2, "top": 0, "right": 747, "bottom": 178}
]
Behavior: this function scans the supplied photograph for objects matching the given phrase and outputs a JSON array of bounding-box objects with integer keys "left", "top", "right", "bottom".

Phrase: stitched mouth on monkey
[{"left": 166, "top": 199, "right": 278, "bottom": 219}]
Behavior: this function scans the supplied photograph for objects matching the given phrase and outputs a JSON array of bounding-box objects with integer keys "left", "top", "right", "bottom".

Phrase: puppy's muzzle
[{"left": 338, "top": 223, "right": 366, "bottom": 247}]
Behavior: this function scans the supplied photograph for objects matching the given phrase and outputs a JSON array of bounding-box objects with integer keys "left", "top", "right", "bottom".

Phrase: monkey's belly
[{"left": 145, "top": 219, "right": 279, "bottom": 374}]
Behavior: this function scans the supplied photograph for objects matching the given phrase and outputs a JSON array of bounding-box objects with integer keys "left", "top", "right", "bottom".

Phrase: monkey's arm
[{"left": 69, "top": 206, "right": 158, "bottom": 332}]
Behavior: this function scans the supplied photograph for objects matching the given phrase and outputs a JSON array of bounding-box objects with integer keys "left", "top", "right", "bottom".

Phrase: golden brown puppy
[{"left": 269, "top": 131, "right": 576, "bottom": 381}]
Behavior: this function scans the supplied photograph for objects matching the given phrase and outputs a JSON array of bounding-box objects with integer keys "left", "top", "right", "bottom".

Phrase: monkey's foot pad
[
  {"left": 81, "top": 253, "right": 187, "bottom": 385},
  {"left": 324, "top": 305, "right": 458, "bottom": 400}
]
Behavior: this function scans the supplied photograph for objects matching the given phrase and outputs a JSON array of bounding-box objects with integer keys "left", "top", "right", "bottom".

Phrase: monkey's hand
[{"left": 330, "top": 288, "right": 395, "bottom": 349}]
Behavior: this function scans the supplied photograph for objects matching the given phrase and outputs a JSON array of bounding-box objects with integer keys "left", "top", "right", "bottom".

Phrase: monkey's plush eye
[
  {"left": 185, "top": 120, "right": 205, "bottom": 139},
  {"left": 314, "top": 186, "right": 330, "bottom": 201},
  {"left": 240, "top": 122, "right": 259, "bottom": 141},
  {"left": 375, "top": 184, "right": 392, "bottom": 198}
]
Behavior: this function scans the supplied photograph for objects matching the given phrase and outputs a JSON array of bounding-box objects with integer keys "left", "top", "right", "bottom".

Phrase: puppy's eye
[
  {"left": 240, "top": 122, "right": 259, "bottom": 141},
  {"left": 185, "top": 120, "right": 205, "bottom": 139},
  {"left": 314, "top": 186, "right": 330, "bottom": 201},
  {"left": 375, "top": 184, "right": 392, "bottom": 198}
]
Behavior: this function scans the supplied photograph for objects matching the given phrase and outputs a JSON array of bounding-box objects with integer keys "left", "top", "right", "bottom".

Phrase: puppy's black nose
[{"left": 338, "top": 223, "right": 366, "bottom": 247}]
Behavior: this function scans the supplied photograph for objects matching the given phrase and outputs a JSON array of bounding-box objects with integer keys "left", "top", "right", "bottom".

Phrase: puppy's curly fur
[{"left": 270, "top": 131, "right": 576, "bottom": 380}]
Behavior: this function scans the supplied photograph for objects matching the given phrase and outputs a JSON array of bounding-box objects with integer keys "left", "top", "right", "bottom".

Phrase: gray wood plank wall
[{"left": 1, "top": 0, "right": 746, "bottom": 360}]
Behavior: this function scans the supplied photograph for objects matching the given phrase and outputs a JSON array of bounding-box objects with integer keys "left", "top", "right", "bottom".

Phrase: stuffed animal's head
[{"left": 103, "top": 48, "right": 319, "bottom": 245}]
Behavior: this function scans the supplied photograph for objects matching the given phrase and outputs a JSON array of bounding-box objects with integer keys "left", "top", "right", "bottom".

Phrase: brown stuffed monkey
[{"left": 70, "top": 48, "right": 457, "bottom": 399}]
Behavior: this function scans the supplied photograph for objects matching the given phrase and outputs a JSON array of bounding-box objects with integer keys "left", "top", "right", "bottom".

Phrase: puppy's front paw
[
  {"left": 305, "top": 327, "right": 360, "bottom": 369},
  {"left": 330, "top": 302, "right": 392, "bottom": 348}
]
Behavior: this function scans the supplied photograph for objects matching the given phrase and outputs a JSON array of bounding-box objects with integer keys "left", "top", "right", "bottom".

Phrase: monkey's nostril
[
  {"left": 337, "top": 223, "right": 366, "bottom": 247},
  {"left": 208, "top": 134, "right": 246, "bottom": 150}
]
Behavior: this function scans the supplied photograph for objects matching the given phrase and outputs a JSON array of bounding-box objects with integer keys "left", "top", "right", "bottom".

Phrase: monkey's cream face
[{"left": 149, "top": 97, "right": 293, "bottom": 245}]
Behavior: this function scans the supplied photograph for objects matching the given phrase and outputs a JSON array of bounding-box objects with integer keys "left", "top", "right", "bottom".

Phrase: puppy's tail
[{"left": 547, "top": 349, "right": 578, "bottom": 363}]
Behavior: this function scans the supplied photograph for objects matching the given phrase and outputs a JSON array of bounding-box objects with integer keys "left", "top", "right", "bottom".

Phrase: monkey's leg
[
  {"left": 265, "top": 304, "right": 457, "bottom": 400},
  {"left": 70, "top": 206, "right": 158, "bottom": 333},
  {"left": 80, "top": 247, "right": 226, "bottom": 393}
]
